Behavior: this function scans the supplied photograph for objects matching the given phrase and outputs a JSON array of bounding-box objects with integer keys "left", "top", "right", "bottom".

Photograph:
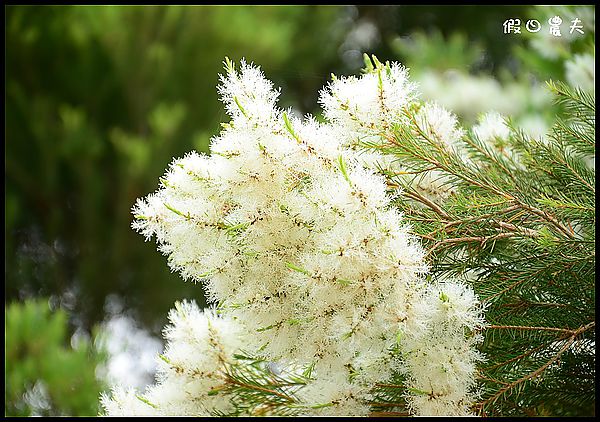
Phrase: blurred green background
[{"left": 5, "top": 5, "right": 594, "bottom": 416}]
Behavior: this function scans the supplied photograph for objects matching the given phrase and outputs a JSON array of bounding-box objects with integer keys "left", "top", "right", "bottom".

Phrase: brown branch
[
  {"left": 484, "top": 324, "right": 585, "bottom": 335},
  {"left": 374, "top": 383, "right": 405, "bottom": 389},
  {"left": 469, "top": 200, "right": 515, "bottom": 209},
  {"left": 413, "top": 232, "right": 436, "bottom": 241},
  {"left": 403, "top": 190, "right": 450, "bottom": 220},
  {"left": 428, "top": 218, "right": 538, "bottom": 241},
  {"left": 476, "top": 374, "right": 511, "bottom": 387},
  {"left": 425, "top": 205, "right": 521, "bottom": 238},
  {"left": 369, "top": 402, "right": 408, "bottom": 408},
  {"left": 481, "top": 342, "right": 552, "bottom": 371},
  {"left": 496, "top": 221, "right": 539, "bottom": 238},
  {"left": 440, "top": 205, "right": 520, "bottom": 228},
  {"left": 425, "top": 233, "right": 515, "bottom": 258},
  {"left": 517, "top": 202, "right": 575, "bottom": 239},
  {"left": 478, "top": 321, "right": 595, "bottom": 408}
]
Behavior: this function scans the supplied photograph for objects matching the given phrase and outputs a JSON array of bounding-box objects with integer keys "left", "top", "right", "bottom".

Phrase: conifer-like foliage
[{"left": 369, "top": 80, "right": 595, "bottom": 416}]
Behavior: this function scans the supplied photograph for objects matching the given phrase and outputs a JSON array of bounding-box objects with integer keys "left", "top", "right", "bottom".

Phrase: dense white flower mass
[
  {"left": 399, "top": 282, "right": 486, "bottom": 416},
  {"left": 103, "top": 58, "right": 486, "bottom": 417},
  {"left": 131, "top": 60, "right": 430, "bottom": 370},
  {"left": 414, "top": 102, "right": 465, "bottom": 149},
  {"left": 319, "top": 60, "right": 417, "bottom": 135},
  {"left": 101, "top": 301, "right": 245, "bottom": 416},
  {"left": 318, "top": 63, "right": 467, "bottom": 206}
]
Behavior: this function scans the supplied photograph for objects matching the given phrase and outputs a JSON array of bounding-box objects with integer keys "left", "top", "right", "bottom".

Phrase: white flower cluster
[
  {"left": 102, "top": 59, "right": 485, "bottom": 416},
  {"left": 472, "top": 111, "right": 527, "bottom": 166},
  {"left": 101, "top": 301, "right": 245, "bottom": 416},
  {"left": 319, "top": 60, "right": 417, "bottom": 136},
  {"left": 319, "top": 62, "right": 467, "bottom": 206},
  {"left": 472, "top": 111, "right": 511, "bottom": 145},
  {"left": 410, "top": 102, "right": 465, "bottom": 204},
  {"left": 399, "top": 282, "right": 485, "bottom": 416}
]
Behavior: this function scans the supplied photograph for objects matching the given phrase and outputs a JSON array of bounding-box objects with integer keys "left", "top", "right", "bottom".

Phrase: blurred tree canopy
[{"left": 5, "top": 5, "right": 353, "bottom": 334}]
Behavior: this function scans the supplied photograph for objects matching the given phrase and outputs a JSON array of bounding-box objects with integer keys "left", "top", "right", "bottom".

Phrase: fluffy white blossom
[
  {"left": 471, "top": 111, "right": 525, "bottom": 164},
  {"left": 112, "top": 58, "right": 486, "bottom": 416},
  {"left": 399, "top": 282, "right": 486, "bottom": 416},
  {"left": 101, "top": 301, "right": 245, "bottom": 416},
  {"left": 101, "top": 387, "right": 158, "bottom": 417},
  {"left": 320, "top": 65, "right": 466, "bottom": 205},
  {"left": 414, "top": 102, "right": 465, "bottom": 149},
  {"left": 296, "top": 371, "right": 372, "bottom": 416},
  {"left": 319, "top": 61, "right": 417, "bottom": 138},
  {"left": 473, "top": 111, "right": 510, "bottom": 144},
  {"left": 131, "top": 60, "right": 428, "bottom": 372}
]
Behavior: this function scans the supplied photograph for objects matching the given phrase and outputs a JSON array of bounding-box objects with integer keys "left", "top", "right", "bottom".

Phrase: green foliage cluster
[
  {"left": 365, "top": 81, "right": 595, "bottom": 416},
  {"left": 5, "top": 299, "right": 107, "bottom": 416}
]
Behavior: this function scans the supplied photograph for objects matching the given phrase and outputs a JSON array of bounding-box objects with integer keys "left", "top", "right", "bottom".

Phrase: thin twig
[
  {"left": 496, "top": 222, "right": 539, "bottom": 238},
  {"left": 476, "top": 374, "right": 511, "bottom": 387},
  {"left": 481, "top": 342, "right": 553, "bottom": 371},
  {"left": 517, "top": 202, "right": 575, "bottom": 239},
  {"left": 484, "top": 325, "right": 583, "bottom": 335},
  {"left": 425, "top": 233, "right": 515, "bottom": 258},
  {"left": 478, "top": 321, "right": 595, "bottom": 408},
  {"left": 403, "top": 190, "right": 450, "bottom": 220}
]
